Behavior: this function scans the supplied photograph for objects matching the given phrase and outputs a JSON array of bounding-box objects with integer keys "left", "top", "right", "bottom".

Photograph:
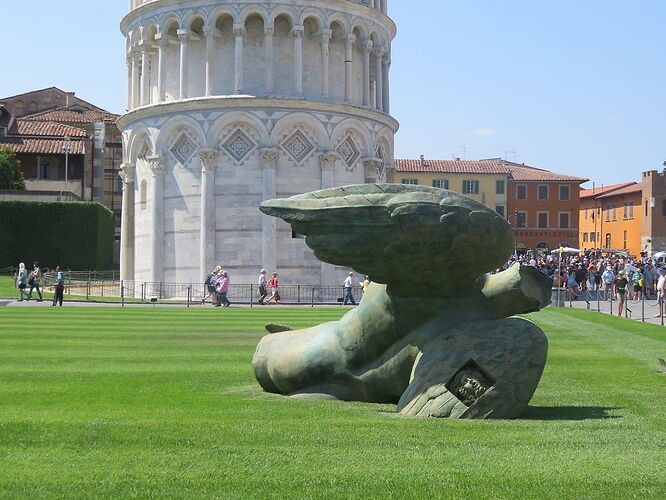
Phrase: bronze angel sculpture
[{"left": 252, "top": 184, "right": 551, "bottom": 419}]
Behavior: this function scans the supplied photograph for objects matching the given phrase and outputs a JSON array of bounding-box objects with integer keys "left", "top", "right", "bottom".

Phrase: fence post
[
  {"left": 250, "top": 284, "right": 253, "bottom": 309},
  {"left": 121, "top": 281, "right": 125, "bottom": 308},
  {"left": 141, "top": 283, "right": 145, "bottom": 302},
  {"left": 297, "top": 285, "right": 301, "bottom": 304},
  {"left": 609, "top": 293, "right": 613, "bottom": 316},
  {"left": 311, "top": 287, "right": 315, "bottom": 308},
  {"left": 597, "top": 290, "right": 600, "bottom": 312},
  {"left": 159, "top": 282, "right": 163, "bottom": 300},
  {"left": 187, "top": 286, "right": 191, "bottom": 308}
]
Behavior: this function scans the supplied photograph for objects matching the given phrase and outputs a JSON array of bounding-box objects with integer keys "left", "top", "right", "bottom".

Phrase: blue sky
[{"left": 2, "top": 0, "right": 664, "bottom": 186}]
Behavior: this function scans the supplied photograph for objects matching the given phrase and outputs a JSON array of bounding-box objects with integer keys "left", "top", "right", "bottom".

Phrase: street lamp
[{"left": 62, "top": 135, "right": 71, "bottom": 196}]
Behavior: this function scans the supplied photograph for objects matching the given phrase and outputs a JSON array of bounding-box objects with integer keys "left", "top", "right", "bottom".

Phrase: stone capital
[
  {"left": 147, "top": 155, "right": 165, "bottom": 176},
  {"left": 260, "top": 148, "right": 280, "bottom": 168},
  {"left": 345, "top": 34, "right": 356, "bottom": 47},
  {"left": 233, "top": 25, "right": 246, "bottom": 37},
  {"left": 321, "top": 29, "right": 332, "bottom": 42},
  {"left": 374, "top": 46, "right": 385, "bottom": 57},
  {"left": 176, "top": 30, "right": 191, "bottom": 43},
  {"left": 292, "top": 26, "right": 305, "bottom": 38},
  {"left": 361, "top": 40, "right": 374, "bottom": 53},
  {"left": 154, "top": 33, "right": 168, "bottom": 46},
  {"left": 363, "top": 157, "right": 384, "bottom": 183},
  {"left": 264, "top": 26, "right": 274, "bottom": 37},
  {"left": 198, "top": 148, "right": 218, "bottom": 173},
  {"left": 319, "top": 152, "right": 341, "bottom": 172},
  {"left": 119, "top": 163, "right": 136, "bottom": 185}
]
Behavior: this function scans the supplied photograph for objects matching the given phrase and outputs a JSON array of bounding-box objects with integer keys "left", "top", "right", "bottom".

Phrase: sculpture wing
[{"left": 260, "top": 184, "right": 514, "bottom": 297}]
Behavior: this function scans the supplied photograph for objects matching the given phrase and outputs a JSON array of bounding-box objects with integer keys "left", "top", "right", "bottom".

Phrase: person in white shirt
[
  {"left": 601, "top": 267, "right": 615, "bottom": 292},
  {"left": 656, "top": 267, "right": 666, "bottom": 318},
  {"left": 257, "top": 269, "right": 268, "bottom": 305},
  {"left": 343, "top": 272, "right": 357, "bottom": 306}
]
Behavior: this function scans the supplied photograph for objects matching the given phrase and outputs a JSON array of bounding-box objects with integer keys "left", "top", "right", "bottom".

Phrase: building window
[
  {"left": 583, "top": 233, "right": 589, "bottom": 243},
  {"left": 645, "top": 200, "right": 649, "bottom": 217},
  {"left": 584, "top": 208, "right": 588, "bottom": 220},
  {"left": 496, "top": 180, "right": 505, "bottom": 195},
  {"left": 536, "top": 242, "right": 550, "bottom": 253},
  {"left": 401, "top": 179, "right": 418, "bottom": 185},
  {"left": 605, "top": 207, "right": 610, "bottom": 222},
  {"left": 559, "top": 185, "right": 571, "bottom": 201},
  {"left": 605, "top": 233, "right": 611, "bottom": 248},
  {"left": 463, "top": 180, "right": 479, "bottom": 195},
  {"left": 39, "top": 163, "right": 51, "bottom": 180},
  {"left": 537, "top": 185, "right": 549, "bottom": 201},
  {"left": 537, "top": 212, "right": 549, "bottom": 229},
  {"left": 559, "top": 212, "right": 570, "bottom": 229},
  {"left": 623, "top": 202, "right": 628, "bottom": 220},
  {"left": 516, "top": 211, "right": 527, "bottom": 228},
  {"left": 591, "top": 232, "right": 596, "bottom": 243},
  {"left": 662, "top": 199, "right": 666, "bottom": 216},
  {"left": 495, "top": 205, "right": 505, "bottom": 217},
  {"left": 0, "top": 127, "right": 5, "bottom": 137},
  {"left": 623, "top": 230, "right": 627, "bottom": 249},
  {"left": 516, "top": 184, "right": 527, "bottom": 200},
  {"left": 629, "top": 201, "right": 634, "bottom": 219},
  {"left": 432, "top": 179, "right": 448, "bottom": 189},
  {"left": 612, "top": 204, "right": 617, "bottom": 221}
]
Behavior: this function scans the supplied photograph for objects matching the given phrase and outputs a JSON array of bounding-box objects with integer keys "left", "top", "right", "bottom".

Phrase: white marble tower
[{"left": 118, "top": 0, "right": 398, "bottom": 289}]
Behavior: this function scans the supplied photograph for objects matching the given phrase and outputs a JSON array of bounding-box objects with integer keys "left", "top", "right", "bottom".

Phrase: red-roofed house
[
  {"left": 394, "top": 157, "right": 588, "bottom": 253},
  {"left": 579, "top": 170, "right": 666, "bottom": 256}
]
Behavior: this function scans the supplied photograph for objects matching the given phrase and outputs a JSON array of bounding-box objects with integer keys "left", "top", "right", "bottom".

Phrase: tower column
[
  {"left": 261, "top": 148, "right": 279, "bottom": 274},
  {"left": 156, "top": 36, "right": 167, "bottom": 102},
  {"left": 119, "top": 163, "right": 136, "bottom": 282},
  {"left": 148, "top": 155, "right": 165, "bottom": 286},
  {"left": 126, "top": 54, "right": 132, "bottom": 110},
  {"left": 361, "top": 40, "right": 373, "bottom": 106},
  {"left": 198, "top": 149, "right": 217, "bottom": 285},
  {"left": 264, "top": 27, "right": 274, "bottom": 92},
  {"left": 344, "top": 35, "right": 355, "bottom": 102},
  {"left": 383, "top": 54, "right": 391, "bottom": 113},
  {"left": 319, "top": 152, "right": 341, "bottom": 286},
  {"left": 177, "top": 31, "right": 190, "bottom": 99},
  {"left": 375, "top": 47, "right": 384, "bottom": 111},
  {"left": 130, "top": 50, "right": 140, "bottom": 109},
  {"left": 204, "top": 29, "right": 215, "bottom": 96},
  {"left": 321, "top": 29, "right": 332, "bottom": 97},
  {"left": 293, "top": 26, "right": 304, "bottom": 96},
  {"left": 140, "top": 43, "right": 151, "bottom": 106},
  {"left": 234, "top": 25, "right": 245, "bottom": 93}
]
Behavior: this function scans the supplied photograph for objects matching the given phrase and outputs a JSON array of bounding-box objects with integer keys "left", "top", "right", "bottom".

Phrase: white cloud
[{"left": 472, "top": 128, "right": 495, "bottom": 137}]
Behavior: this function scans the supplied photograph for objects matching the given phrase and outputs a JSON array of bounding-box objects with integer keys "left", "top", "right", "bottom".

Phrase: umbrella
[{"left": 551, "top": 247, "right": 581, "bottom": 254}]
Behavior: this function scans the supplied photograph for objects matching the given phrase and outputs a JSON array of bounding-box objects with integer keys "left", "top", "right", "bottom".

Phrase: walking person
[
  {"left": 27, "top": 262, "right": 43, "bottom": 301},
  {"left": 266, "top": 273, "right": 281, "bottom": 304},
  {"left": 257, "top": 269, "right": 268, "bottom": 305},
  {"left": 613, "top": 270, "right": 628, "bottom": 318},
  {"left": 601, "top": 267, "right": 615, "bottom": 299},
  {"left": 16, "top": 263, "right": 28, "bottom": 301},
  {"left": 52, "top": 266, "right": 65, "bottom": 307},
  {"left": 655, "top": 267, "right": 666, "bottom": 318},
  {"left": 343, "top": 272, "right": 357, "bottom": 306},
  {"left": 216, "top": 271, "right": 231, "bottom": 307},
  {"left": 202, "top": 266, "right": 221, "bottom": 306}
]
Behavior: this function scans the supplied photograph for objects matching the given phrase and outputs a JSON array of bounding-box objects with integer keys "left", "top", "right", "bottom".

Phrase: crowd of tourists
[
  {"left": 505, "top": 251, "right": 666, "bottom": 318},
  {"left": 14, "top": 262, "right": 66, "bottom": 306}
]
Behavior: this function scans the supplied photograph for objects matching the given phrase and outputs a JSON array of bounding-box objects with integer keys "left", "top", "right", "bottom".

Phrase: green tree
[{"left": 0, "top": 147, "right": 25, "bottom": 190}]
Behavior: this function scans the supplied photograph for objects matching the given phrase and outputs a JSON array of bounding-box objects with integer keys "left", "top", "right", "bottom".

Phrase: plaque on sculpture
[{"left": 252, "top": 184, "right": 552, "bottom": 419}]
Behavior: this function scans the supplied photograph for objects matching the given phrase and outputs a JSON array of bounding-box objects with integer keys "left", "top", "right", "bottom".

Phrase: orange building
[
  {"left": 505, "top": 162, "right": 588, "bottom": 254},
  {"left": 579, "top": 170, "right": 666, "bottom": 257}
]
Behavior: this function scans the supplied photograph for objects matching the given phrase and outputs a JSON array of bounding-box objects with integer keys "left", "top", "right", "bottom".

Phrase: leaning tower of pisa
[{"left": 118, "top": 0, "right": 398, "bottom": 289}]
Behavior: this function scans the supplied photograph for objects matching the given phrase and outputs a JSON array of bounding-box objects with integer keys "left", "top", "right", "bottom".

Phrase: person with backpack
[
  {"left": 16, "top": 262, "right": 28, "bottom": 301},
  {"left": 27, "top": 262, "right": 43, "bottom": 301},
  {"left": 202, "top": 266, "right": 221, "bottom": 306},
  {"left": 257, "top": 269, "right": 268, "bottom": 305},
  {"left": 52, "top": 266, "right": 65, "bottom": 307}
]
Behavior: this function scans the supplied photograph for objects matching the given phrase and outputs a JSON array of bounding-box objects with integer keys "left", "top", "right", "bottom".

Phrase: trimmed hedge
[{"left": 0, "top": 201, "right": 114, "bottom": 270}]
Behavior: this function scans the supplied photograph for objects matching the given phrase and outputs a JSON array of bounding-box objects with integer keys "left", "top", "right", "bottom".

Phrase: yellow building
[{"left": 394, "top": 157, "right": 510, "bottom": 217}]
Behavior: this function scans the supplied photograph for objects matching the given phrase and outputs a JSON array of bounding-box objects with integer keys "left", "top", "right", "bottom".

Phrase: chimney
[
  {"left": 420, "top": 155, "right": 426, "bottom": 167},
  {"left": 454, "top": 157, "right": 461, "bottom": 161},
  {"left": 65, "top": 92, "right": 75, "bottom": 106}
]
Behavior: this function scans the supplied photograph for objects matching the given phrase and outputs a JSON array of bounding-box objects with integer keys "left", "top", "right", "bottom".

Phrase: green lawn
[{"left": 0, "top": 307, "right": 665, "bottom": 498}]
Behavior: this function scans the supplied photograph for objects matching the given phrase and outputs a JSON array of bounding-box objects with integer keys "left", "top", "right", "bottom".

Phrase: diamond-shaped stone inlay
[
  {"left": 337, "top": 136, "right": 360, "bottom": 170},
  {"left": 170, "top": 134, "right": 196, "bottom": 165},
  {"left": 223, "top": 129, "right": 256, "bottom": 162},
  {"left": 282, "top": 130, "right": 314, "bottom": 164}
]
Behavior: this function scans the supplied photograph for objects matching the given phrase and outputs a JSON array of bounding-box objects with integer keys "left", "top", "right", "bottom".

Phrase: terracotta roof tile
[
  {"left": 596, "top": 183, "right": 642, "bottom": 198},
  {"left": 22, "top": 106, "right": 119, "bottom": 124},
  {"left": 580, "top": 182, "right": 637, "bottom": 199},
  {"left": 395, "top": 158, "right": 511, "bottom": 174},
  {"left": 10, "top": 119, "right": 88, "bottom": 137},
  {"left": 502, "top": 162, "right": 589, "bottom": 182},
  {"left": 0, "top": 137, "right": 86, "bottom": 155}
]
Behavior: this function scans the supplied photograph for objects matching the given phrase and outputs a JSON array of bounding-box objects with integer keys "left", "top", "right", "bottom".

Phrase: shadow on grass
[{"left": 523, "top": 406, "right": 622, "bottom": 420}]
